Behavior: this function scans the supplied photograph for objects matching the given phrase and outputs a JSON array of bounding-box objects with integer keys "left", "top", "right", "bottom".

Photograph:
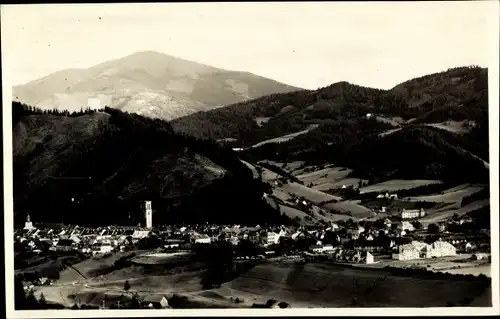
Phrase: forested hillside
[
  {"left": 172, "top": 66, "right": 490, "bottom": 183},
  {"left": 12, "top": 102, "right": 290, "bottom": 227}
]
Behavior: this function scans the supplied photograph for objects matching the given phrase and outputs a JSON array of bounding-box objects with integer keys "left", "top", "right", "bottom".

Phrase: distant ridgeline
[
  {"left": 12, "top": 101, "right": 291, "bottom": 227},
  {"left": 172, "top": 66, "right": 490, "bottom": 184}
]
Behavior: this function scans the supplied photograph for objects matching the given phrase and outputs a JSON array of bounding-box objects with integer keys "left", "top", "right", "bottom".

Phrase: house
[
  {"left": 365, "top": 251, "right": 375, "bottom": 264},
  {"left": 425, "top": 240, "right": 457, "bottom": 258},
  {"left": 194, "top": 236, "right": 211, "bottom": 244},
  {"left": 398, "top": 221, "right": 415, "bottom": 232},
  {"left": 56, "top": 239, "right": 76, "bottom": 252},
  {"left": 309, "top": 244, "right": 323, "bottom": 253},
  {"left": 438, "top": 222, "right": 447, "bottom": 232},
  {"left": 22, "top": 281, "right": 34, "bottom": 291},
  {"left": 401, "top": 208, "right": 425, "bottom": 219},
  {"left": 309, "top": 244, "right": 334, "bottom": 254},
  {"left": 91, "top": 243, "right": 114, "bottom": 255},
  {"left": 266, "top": 232, "right": 280, "bottom": 245},
  {"left": 132, "top": 230, "right": 150, "bottom": 239},
  {"left": 392, "top": 242, "right": 422, "bottom": 260},
  {"left": 291, "top": 231, "right": 305, "bottom": 241},
  {"left": 458, "top": 215, "right": 473, "bottom": 225},
  {"left": 265, "top": 299, "right": 281, "bottom": 309},
  {"left": 248, "top": 231, "right": 260, "bottom": 244},
  {"left": 141, "top": 295, "right": 170, "bottom": 309}
]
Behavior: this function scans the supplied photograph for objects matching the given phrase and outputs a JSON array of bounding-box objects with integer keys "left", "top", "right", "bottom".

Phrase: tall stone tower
[{"left": 145, "top": 201, "right": 153, "bottom": 229}]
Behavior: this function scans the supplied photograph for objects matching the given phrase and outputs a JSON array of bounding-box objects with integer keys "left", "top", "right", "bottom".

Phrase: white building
[
  {"left": 23, "top": 214, "right": 36, "bottom": 231},
  {"left": 145, "top": 201, "right": 153, "bottom": 229},
  {"left": 425, "top": 240, "right": 457, "bottom": 258},
  {"left": 92, "top": 243, "right": 113, "bottom": 255},
  {"left": 266, "top": 232, "right": 280, "bottom": 245},
  {"left": 401, "top": 208, "right": 425, "bottom": 219},
  {"left": 366, "top": 251, "right": 375, "bottom": 264},
  {"left": 398, "top": 221, "right": 415, "bottom": 232},
  {"left": 132, "top": 230, "right": 150, "bottom": 239},
  {"left": 194, "top": 236, "right": 212, "bottom": 244}
]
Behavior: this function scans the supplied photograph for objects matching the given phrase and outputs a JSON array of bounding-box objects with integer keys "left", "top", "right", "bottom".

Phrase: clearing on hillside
[{"left": 249, "top": 125, "right": 319, "bottom": 149}]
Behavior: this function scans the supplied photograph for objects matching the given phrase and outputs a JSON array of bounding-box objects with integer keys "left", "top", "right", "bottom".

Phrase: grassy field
[
  {"left": 312, "top": 178, "right": 368, "bottom": 192},
  {"left": 359, "top": 180, "right": 443, "bottom": 194},
  {"left": 321, "top": 201, "right": 375, "bottom": 219},
  {"left": 424, "top": 121, "right": 474, "bottom": 135},
  {"left": 218, "top": 262, "right": 491, "bottom": 307},
  {"left": 249, "top": 125, "right": 319, "bottom": 149},
  {"left": 375, "top": 116, "right": 404, "bottom": 127},
  {"left": 436, "top": 265, "right": 491, "bottom": 277},
  {"left": 378, "top": 128, "right": 402, "bottom": 137},
  {"left": 295, "top": 167, "right": 352, "bottom": 185},
  {"left": 280, "top": 182, "right": 343, "bottom": 204},
  {"left": 406, "top": 184, "right": 484, "bottom": 203}
]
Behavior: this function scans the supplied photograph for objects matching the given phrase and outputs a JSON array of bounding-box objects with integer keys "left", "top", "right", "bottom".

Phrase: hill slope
[
  {"left": 12, "top": 51, "right": 300, "bottom": 121},
  {"left": 12, "top": 102, "right": 290, "bottom": 227},
  {"left": 171, "top": 66, "right": 489, "bottom": 183}
]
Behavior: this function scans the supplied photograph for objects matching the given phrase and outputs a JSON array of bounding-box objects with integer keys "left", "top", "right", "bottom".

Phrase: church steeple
[{"left": 24, "top": 213, "right": 35, "bottom": 230}]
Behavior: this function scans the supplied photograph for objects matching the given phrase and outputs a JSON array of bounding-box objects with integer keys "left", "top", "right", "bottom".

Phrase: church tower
[
  {"left": 24, "top": 213, "right": 35, "bottom": 230},
  {"left": 145, "top": 201, "right": 153, "bottom": 229}
]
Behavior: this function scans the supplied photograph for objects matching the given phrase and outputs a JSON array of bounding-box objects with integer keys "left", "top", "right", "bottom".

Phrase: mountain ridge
[{"left": 12, "top": 51, "right": 301, "bottom": 121}]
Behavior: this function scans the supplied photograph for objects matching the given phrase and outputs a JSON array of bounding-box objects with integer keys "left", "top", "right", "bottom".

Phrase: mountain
[
  {"left": 172, "top": 66, "right": 490, "bottom": 183},
  {"left": 12, "top": 102, "right": 290, "bottom": 228},
  {"left": 12, "top": 51, "right": 300, "bottom": 121}
]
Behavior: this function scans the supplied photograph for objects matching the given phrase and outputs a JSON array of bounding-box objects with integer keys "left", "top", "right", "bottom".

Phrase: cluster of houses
[{"left": 16, "top": 201, "right": 485, "bottom": 266}]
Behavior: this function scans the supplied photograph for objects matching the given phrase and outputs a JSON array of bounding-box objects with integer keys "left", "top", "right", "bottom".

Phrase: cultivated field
[
  {"left": 406, "top": 184, "right": 484, "bottom": 203},
  {"left": 279, "top": 182, "right": 343, "bottom": 204},
  {"left": 295, "top": 167, "right": 352, "bottom": 185},
  {"left": 312, "top": 178, "right": 368, "bottom": 192},
  {"left": 217, "top": 262, "right": 491, "bottom": 307},
  {"left": 359, "top": 180, "right": 443, "bottom": 194},
  {"left": 321, "top": 201, "right": 375, "bottom": 219}
]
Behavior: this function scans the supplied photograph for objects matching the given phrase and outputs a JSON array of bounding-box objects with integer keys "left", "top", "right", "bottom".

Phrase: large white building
[
  {"left": 401, "top": 208, "right": 426, "bottom": 219},
  {"left": 392, "top": 240, "right": 457, "bottom": 260}
]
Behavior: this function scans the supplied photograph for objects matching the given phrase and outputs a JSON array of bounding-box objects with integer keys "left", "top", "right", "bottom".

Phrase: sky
[{"left": 1, "top": 2, "right": 498, "bottom": 90}]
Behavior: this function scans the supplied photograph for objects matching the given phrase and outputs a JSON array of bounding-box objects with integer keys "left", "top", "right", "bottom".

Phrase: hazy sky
[{"left": 1, "top": 2, "right": 498, "bottom": 90}]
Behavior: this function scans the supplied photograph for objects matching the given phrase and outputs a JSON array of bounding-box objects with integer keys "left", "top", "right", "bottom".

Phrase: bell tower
[
  {"left": 145, "top": 201, "right": 153, "bottom": 229},
  {"left": 24, "top": 213, "right": 35, "bottom": 230}
]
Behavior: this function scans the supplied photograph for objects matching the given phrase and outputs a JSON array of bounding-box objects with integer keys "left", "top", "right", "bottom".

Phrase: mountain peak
[{"left": 12, "top": 52, "right": 301, "bottom": 120}]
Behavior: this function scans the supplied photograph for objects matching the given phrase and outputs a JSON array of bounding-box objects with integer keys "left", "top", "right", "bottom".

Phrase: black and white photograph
[{"left": 2, "top": 2, "right": 499, "bottom": 317}]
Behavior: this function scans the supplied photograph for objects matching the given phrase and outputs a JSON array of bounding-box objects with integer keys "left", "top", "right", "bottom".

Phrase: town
[{"left": 15, "top": 195, "right": 491, "bottom": 310}]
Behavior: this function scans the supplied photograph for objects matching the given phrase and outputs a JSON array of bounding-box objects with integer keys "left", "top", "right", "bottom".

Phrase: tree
[
  {"left": 412, "top": 220, "right": 423, "bottom": 230},
  {"left": 26, "top": 289, "right": 38, "bottom": 309},
  {"left": 14, "top": 276, "right": 28, "bottom": 310},
  {"left": 123, "top": 280, "right": 131, "bottom": 291},
  {"left": 38, "top": 293, "right": 47, "bottom": 306},
  {"left": 428, "top": 223, "right": 439, "bottom": 234}
]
